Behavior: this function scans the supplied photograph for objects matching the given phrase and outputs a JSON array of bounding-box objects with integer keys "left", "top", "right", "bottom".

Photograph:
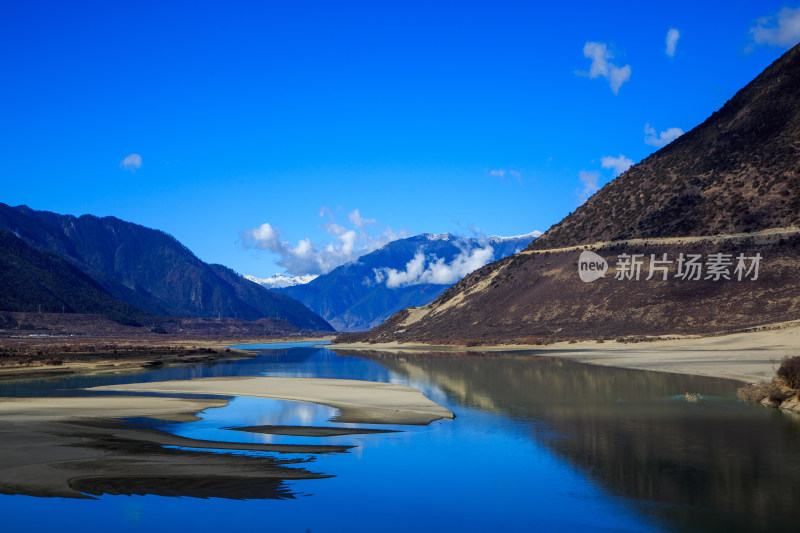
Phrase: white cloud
[
  {"left": 347, "top": 208, "right": 376, "bottom": 229},
  {"left": 119, "top": 153, "right": 142, "bottom": 172},
  {"left": 240, "top": 209, "right": 408, "bottom": 276},
  {"left": 644, "top": 123, "right": 684, "bottom": 147},
  {"left": 488, "top": 168, "right": 522, "bottom": 183},
  {"left": 247, "top": 222, "right": 282, "bottom": 251},
  {"left": 608, "top": 65, "right": 632, "bottom": 94},
  {"left": 666, "top": 28, "right": 680, "bottom": 57},
  {"left": 750, "top": 6, "right": 800, "bottom": 48},
  {"left": 374, "top": 245, "right": 495, "bottom": 289},
  {"left": 578, "top": 42, "right": 631, "bottom": 94},
  {"left": 576, "top": 170, "right": 601, "bottom": 204},
  {"left": 601, "top": 154, "right": 634, "bottom": 176}
]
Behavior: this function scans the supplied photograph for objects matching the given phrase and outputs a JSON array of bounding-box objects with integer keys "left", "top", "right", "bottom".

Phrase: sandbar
[
  {"left": 227, "top": 425, "right": 399, "bottom": 437},
  {"left": 88, "top": 376, "right": 455, "bottom": 425},
  {"left": 0, "top": 395, "right": 340, "bottom": 499}
]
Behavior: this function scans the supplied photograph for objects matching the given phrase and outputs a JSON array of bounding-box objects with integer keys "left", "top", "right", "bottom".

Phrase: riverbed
[{"left": 1, "top": 342, "right": 798, "bottom": 532}]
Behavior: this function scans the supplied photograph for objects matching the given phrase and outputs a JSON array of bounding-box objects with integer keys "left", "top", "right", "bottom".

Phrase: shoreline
[
  {"left": 330, "top": 325, "right": 800, "bottom": 384},
  {"left": 1, "top": 324, "right": 794, "bottom": 385},
  {"left": 0, "top": 335, "right": 335, "bottom": 380},
  {"left": 88, "top": 376, "right": 455, "bottom": 425},
  {"left": 0, "top": 395, "right": 337, "bottom": 499}
]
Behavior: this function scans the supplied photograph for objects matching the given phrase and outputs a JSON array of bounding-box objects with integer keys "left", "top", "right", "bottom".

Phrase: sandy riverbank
[
  {"left": 227, "top": 425, "right": 399, "bottom": 437},
  {"left": 0, "top": 395, "right": 351, "bottom": 499},
  {"left": 331, "top": 324, "right": 800, "bottom": 384},
  {"left": 1, "top": 374, "right": 440, "bottom": 500},
  {"left": 89, "top": 376, "right": 455, "bottom": 425},
  {"left": 0, "top": 336, "right": 334, "bottom": 379}
]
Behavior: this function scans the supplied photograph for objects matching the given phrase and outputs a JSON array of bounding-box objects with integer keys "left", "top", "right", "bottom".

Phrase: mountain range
[
  {"left": 0, "top": 203, "right": 333, "bottom": 331},
  {"left": 340, "top": 43, "right": 800, "bottom": 344},
  {"left": 0, "top": 228, "right": 147, "bottom": 325},
  {"left": 258, "top": 232, "right": 539, "bottom": 331}
]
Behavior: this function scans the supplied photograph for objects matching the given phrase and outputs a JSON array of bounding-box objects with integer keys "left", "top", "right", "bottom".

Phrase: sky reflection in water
[{"left": 2, "top": 343, "right": 798, "bottom": 532}]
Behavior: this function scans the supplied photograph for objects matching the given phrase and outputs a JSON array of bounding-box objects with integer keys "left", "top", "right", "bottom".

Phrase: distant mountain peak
[
  {"left": 422, "top": 233, "right": 453, "bottom": 241},
  {"left": 277, "top": 230, "right": 540, "bottom": 331},
  {"left": 420, "top": 231, "right": 544, "bottom": 243},
  {"left": 488, "top": 231, "right": 544, "bottom": 242},
  {"left": 245, "top": 273, "right": 319, "bottom": 289}
]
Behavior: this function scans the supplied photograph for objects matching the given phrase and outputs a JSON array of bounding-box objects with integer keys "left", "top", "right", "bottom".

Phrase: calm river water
[{"left": 1, "top": 342, "right": 799, "bottom": 532}]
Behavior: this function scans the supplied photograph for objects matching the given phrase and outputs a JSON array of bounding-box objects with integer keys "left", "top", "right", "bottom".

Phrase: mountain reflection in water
[{"left": 333, "top": 349, "right": 800, "bottom": 532}]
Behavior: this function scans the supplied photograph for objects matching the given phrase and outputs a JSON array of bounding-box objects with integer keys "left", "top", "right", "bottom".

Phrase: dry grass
[
  {"left": 742, "top": 355, "right": 800, "bottom": 407},
  {"left": 738, "top": 381, "right": 796, "bottom": 404},
  {"left": 777, "top": 356, "right": 800, "bottom": 389}
]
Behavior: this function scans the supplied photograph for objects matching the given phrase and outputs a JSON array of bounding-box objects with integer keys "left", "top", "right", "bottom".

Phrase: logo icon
[{"left": 578, "top": 250, "right": 608, "bottom": 282}]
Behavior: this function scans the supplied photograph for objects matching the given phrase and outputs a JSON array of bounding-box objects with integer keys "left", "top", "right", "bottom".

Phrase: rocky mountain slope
[
  {"left": 530, "top": 43, "right": 800, "bottom": 250},
  {"left": 0, "top": 204, "right": 333, "bottom": 331},
  {"left": 0, "top": 229, "right": 147, "bottom": 325},
  {"left": 273, "top": 232, "right": 539, "bottom": 331},
  {"left": 340, "top": 45, "right": 800, "bottom": 344}
]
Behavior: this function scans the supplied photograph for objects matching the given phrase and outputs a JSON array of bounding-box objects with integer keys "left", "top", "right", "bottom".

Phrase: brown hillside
[
  {"left": 531, "top": 43, "right": 800, "bottom": 250},
  {"left": 339, "top": 233, "right": 800, "bottom": 343},
  {"left": 339, "top": 45, "right": 800, "bottom": 344}
]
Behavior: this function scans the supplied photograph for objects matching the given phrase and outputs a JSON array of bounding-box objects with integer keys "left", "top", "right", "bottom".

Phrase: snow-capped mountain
[
  {"left": 277, "top": 231, "right": 540, "bottom": 331},
  {"left": 245, "top": 273, "right": 319, "bottom": 289},
  {"left": 487, "top": 231, "right": 543, "bottom": 243}
]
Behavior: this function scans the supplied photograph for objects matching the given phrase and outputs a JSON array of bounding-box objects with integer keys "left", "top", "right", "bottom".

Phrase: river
[{"left": 1, "top": 342, "right": 798, "bottom": 532}]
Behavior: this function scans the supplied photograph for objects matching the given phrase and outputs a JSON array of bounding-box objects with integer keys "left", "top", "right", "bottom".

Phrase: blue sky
[{"left": 2, "top": 1, "right": 799, "bottom": 277}]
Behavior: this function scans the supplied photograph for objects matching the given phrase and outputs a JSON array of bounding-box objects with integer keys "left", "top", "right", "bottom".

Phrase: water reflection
[
  {"left": 2, "top": 344, "right": 799, "bottom": 532},
  {"left": 0, "top": 413, "right": 336, "bottom": 500},
  {"left": 332, "top": 349, "right": 800, "bottom": 532},
  {"left": 0, "top": 345, "right": 389, "bottom": 398},
  {"left": 0, "top": 345, "right": 408, "bottom": 502}
]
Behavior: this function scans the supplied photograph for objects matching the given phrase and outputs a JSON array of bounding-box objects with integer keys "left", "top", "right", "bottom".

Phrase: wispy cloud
[
  {"left": 601, "top": 154, "right": 634, "bottom": 176},
  {"left": 749, "top": 6, "right": 800, "bottom": 49},
  {"left": 644, "top": 123, "right": 684, "bottom": 147},
  {"left": 347, "top": 208, "right": 375, "bottom": 229},
  {"left": 665, "top": 28, "right": 680, "bottom": 57},
  {"left": 576, "top": 170, "right": 601, "bottom": 204},
  {"left": 119, "top": 153, "right": 142, "bottom": 172},
  {"left": 577, "top": 42, "right": 631, "bottom": 94},
  {"left": 373, "top": 245, "right": 495, "bottom": 289},
  {"left": 488, "top": 169, "right": 522, "bottom": 183},
  {"left": 240, "top": 209, "right": 408, "bottom": 276}
]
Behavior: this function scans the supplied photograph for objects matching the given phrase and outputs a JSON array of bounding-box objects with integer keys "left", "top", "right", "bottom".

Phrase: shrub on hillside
[
  {"left": 738, "top": 381, "right": 795, "bottom": 403},
  {"left": 777, "top": 356, "right": 800, "bottom": 389}
]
